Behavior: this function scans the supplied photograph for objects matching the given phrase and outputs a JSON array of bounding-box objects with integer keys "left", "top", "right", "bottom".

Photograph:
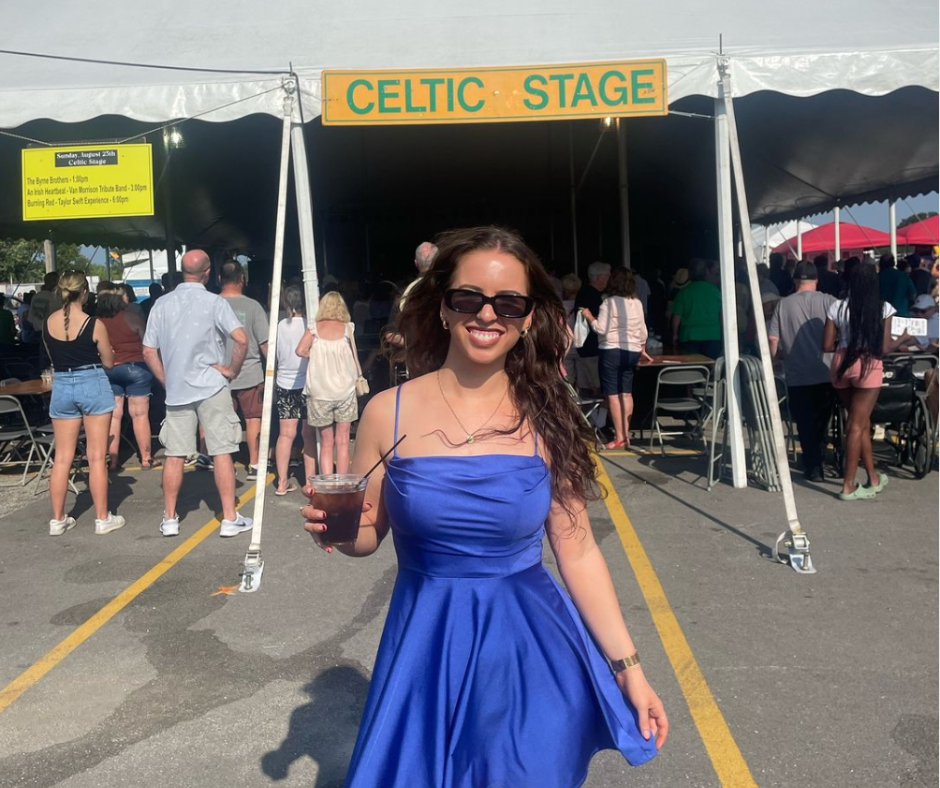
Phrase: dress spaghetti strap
[
  {"left": 532, "top": 428, "right": 539, "bottom": 457},
  {"left": 393, "top": 383, "right": 404, "bottom": 456}
]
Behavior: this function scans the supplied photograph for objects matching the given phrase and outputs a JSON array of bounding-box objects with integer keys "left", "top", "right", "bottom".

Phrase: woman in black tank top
[{"left": 44, "top": 271, "right": 125, "bottom": 537}]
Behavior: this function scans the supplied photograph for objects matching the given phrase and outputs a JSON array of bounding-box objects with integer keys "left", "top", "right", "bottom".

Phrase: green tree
[
  {"left": 898, "top": 211, "right": 938, "bottom": 229},
  {"left": 56, "top": 243, "right": 95, "bottom": 274},
  {"left": 0, "top": 238, "right": 45, "bottom": 284}
]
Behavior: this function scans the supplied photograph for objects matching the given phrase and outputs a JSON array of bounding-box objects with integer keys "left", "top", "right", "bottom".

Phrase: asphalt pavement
[{"left": 0, "top": 448, "right": 936, "bottom": 788}]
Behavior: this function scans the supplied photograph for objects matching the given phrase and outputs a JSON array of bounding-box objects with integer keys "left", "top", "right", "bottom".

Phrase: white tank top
[
  {"left": 275, "top": 317, "right": 308, "bottom": 389},
  {"left": 304, "top": 321, "right": 358, "bottom": 401}
]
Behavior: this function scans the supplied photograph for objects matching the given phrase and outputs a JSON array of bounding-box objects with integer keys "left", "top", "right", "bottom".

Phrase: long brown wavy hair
[{"left": 393, "top": 226, "right": 602, "bottom": 514}]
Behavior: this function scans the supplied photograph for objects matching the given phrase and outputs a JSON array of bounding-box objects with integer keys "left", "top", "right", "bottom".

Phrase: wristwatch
[{"left": 609, "top": 652, "right": 640, "bottom": 674}]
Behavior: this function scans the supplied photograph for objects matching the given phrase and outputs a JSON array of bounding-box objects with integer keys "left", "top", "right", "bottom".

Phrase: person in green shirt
[
  {"left": 670, "top": 259, "right": 723, "bottom": 358},
  {"left": 0, "top": 295, "right": 15, "bottom": 345},
  {"left": 878, "top": 254, "right": 915, "bottom": 317}
]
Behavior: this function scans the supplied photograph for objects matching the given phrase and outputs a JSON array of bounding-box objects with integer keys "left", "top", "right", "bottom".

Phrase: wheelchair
[{"left": 831, "top": 356, "right": 935, "bottom": 479}]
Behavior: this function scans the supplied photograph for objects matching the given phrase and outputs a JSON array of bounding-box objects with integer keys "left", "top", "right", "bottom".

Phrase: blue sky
[{"left": 803, "top": 192, "right": 938, "bottom": 230}]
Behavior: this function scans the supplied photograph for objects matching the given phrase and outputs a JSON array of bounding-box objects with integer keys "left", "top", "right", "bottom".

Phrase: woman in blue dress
[{"left": 301, "top": 227, "right": 668, "bottom": 787}]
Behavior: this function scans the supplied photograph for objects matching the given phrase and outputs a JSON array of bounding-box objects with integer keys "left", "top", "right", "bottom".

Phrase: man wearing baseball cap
[
  {"left": 909, "top": 294, "right": 939, "bottom": 352},
  {"left": 768, "top": 261, "right": 837, "bottom": 482}
]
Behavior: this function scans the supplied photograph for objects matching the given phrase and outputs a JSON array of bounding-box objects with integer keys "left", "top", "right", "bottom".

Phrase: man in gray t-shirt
[
  {"left": 768, "top": 262, "right": 836, "bottom": 481},
  {"left": 220, "top": 260, "right": 269, "bottom": 479}
]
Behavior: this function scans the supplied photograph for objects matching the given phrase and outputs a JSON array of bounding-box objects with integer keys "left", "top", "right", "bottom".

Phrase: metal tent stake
[
  {"left": 239, "top": 81, "right": 296, "bottom": 593},
  {"left": 719, "top": 61, "right": 816, "bottom": 575}
]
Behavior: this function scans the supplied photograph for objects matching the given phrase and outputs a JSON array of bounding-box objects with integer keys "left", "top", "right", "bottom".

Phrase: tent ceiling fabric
[
  {"left": 0, "top": 0, "right": 937, "bottom": 127},
  {"left": 0, "top": 1, "right": 936, "bottom": 257}
]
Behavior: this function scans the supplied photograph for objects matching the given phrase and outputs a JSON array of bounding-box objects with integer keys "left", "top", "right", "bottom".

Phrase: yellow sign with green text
[
  {"left": 322, "top": 60, "right": 666, "bottom": 125},
  {"left": 22, "top": 144, "right": 154, "bottom": 221}
]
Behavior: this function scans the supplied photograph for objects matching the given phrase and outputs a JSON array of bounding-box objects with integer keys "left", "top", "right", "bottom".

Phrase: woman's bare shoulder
[{"left": 361, "top": 376, "right": 434, "bottom": 439}]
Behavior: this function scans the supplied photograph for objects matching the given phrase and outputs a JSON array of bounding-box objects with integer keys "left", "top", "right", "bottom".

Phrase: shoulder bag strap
[{"left": 346, "top": 323, "right": 364, "bottom": 377}]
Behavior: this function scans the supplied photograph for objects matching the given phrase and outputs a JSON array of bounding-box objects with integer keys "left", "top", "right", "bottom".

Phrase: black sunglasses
[{"left": 444, "top": 288, "right": 535, "bottom": 319}]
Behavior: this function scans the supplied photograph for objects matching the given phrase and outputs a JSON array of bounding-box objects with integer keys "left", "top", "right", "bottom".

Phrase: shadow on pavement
[
  {"left": 68, "top": 471, "right": 138, "bottom": 521},
  {"left": 602, "top": 454, "right": 775, "bottom": 559},
  {"left": 261, "top": 666, "right": 369, "bottom": 786}
]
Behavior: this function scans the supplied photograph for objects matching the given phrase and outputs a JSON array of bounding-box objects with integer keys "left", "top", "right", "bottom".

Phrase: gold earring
[
  {"left": 520, "top": 326, "right": 530, "bottom": 337},
  {"left": 440, "top": 313, "right": 449, "bottom": 331}
]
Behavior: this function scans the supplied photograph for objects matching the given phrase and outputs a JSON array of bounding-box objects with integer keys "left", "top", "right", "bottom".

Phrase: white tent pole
[
  {"left": 714, "top": 90, "right": 746, "bottom": 488},
  {"left": 290, "top": 81, "right": 323, "bottom": 476},
  {"left": 796, "top": 221, "right": 803, "bottom": 259},
  {"left": 833, "top": 206, "right": 841, "bottom": 260},
  {"left": 569, "top": 123, "right": 579, "bottom": 275},
  {"left": 43, "top": 240, "right": 56, "bottom": 273},
  {"left": 290, "top": 113, "right": 321, "bottom": 322},
  {"left": 719, "top": 61, "right": 815, "bottom": 574},
  {"left": 763, "top": 225, "right": 769, "bottom": 263},
  {"left": 617, "top": 118, "right": 631, "bottom": 269},
  {"left": 889, "top": 200, "right": 898, "bottom": 259},
  {"left": 148, "top": 249, "right": 155, "bottom": 284},
  {"left": 239, "top": 82, "right": 295, "bottom": 593}
]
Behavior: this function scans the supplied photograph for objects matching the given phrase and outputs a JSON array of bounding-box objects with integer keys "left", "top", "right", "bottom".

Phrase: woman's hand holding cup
[{"left": 301, "top": 482, "right": 373, "bottom": 554}]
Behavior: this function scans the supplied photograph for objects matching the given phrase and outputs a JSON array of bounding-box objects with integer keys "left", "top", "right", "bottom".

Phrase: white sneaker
[
  {"left": 220, "top": 512, "right": 253, "bottom": 538},
  {"left": 160, "top": 513, "right": 180, "bottom": 537},
  {"left": 49, "top": 516, "right": 76, "bottom": 537},
  {"left": 95, "top": 513, "right": 126, "bottom": 535}
]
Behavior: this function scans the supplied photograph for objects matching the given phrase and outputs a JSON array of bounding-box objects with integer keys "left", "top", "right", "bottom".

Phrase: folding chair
[
  {"left": 32, "top": 425, "right": 84, "bottom": 496},
  {"left": 648, "top": 365, "right": 711, "bottom": 457},
  {"left": 0, "top": 394, "right": 49, "bottom": 485},
  {"left": 774, "top": 375, "right": 798, "bottom": 463},
  {"left": 564, "top": 381, "right": 605, "bottom": 450},
  {"left": 706, "top": 358, "right": 728, "bottom": 490}
]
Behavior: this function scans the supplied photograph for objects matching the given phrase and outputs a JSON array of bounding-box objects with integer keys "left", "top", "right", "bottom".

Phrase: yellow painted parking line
[
  {"left": 597, "top": 458, "right": 758, "bottom": 788},
  {"left": 0, "top": 480, "right": 270, "bottom": 715},
  {"left": 601, "top": 447, "right": 702, "bottom": 457}
]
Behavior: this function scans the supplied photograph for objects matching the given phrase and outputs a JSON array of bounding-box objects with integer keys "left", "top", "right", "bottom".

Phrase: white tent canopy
[
  {"left": 751, "top": 220, "right": 817, "bottom": 261},
  {"left": 0, "top": 0, "right": 937, "bottom": 128},
  {"left": 0, "top": 2, "right": 936, "bottom": 250}
]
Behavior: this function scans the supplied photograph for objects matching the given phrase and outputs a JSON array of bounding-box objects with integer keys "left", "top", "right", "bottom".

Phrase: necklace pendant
[{"left": 466, "top": 434, "right": 475, "bottom": 444}]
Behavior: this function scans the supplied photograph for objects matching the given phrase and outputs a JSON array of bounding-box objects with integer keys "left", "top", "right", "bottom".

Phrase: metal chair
[
  {"left": 774, "top": 375, "right": 798, "bottom": 463},
  {"left": 564, "top": 381, "right": 605, "bottom": 450},
  {"left": 32, "top": 425, "right": 84, "bottom": 496},
  {"left": 0, "top": 394, "right": 49, "bottom": 485},
  {"left": 648, "top": 365, "right": 711, "bottom": 457},
  {"left": 706, "top": 358, "right": 728, "bottom": 490}
]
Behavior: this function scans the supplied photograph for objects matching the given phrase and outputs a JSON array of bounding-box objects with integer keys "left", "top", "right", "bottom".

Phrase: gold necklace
[{"left": 437, "top": 370, "right": 509, "bottom": 445}]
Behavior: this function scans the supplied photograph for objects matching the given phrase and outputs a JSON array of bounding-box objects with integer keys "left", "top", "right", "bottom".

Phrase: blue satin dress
[{"left": 343, "top": 385, "right": 658, "bottom": 788}]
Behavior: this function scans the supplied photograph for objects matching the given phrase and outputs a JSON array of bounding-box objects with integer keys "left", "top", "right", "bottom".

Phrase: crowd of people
[
  {"left": 32, "top": 251, "right": 365, "bottom": 538},
  {"left": 6, "top": 224, "right": 940, "bottom": 784},
  {"left": 3, "top": 238, "right": 936, "bottom": 532}
]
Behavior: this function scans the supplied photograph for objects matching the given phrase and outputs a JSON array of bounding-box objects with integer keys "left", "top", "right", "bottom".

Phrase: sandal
[
  {"left": 141, "top": 458, "right": 163, "bottom": 470},
  {"left": 603, "top": 439, "right": 627, "bottom": 450},
  {"left": 274, "top": 481, "right": 298, "bottom": 496},
  {"left": 868, "top": 471, "right": 889, "bottom": 494},
  {"left": 839, "top": 484, "right": 876, "bottom": 501}
]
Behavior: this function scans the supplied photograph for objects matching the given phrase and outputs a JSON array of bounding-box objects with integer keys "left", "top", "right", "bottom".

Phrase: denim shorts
[
  {"left": 106, "top": 361, "right": 153, "bottom": 397},
  {"left": 50, "top": 368, "right": 116, "bottom": 420},
  {"left": 599, "top": 348, "right": 642, "bottom": 395}
]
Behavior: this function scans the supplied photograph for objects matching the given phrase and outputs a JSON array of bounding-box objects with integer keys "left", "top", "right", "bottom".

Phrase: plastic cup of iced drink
[{"left": 306, "top": 474, "right": 368, "bottom": 544}]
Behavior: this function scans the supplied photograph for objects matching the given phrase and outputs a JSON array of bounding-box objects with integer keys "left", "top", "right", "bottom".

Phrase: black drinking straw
[{"left": 362, "top": 434, "right": 407, "bottom": 480}]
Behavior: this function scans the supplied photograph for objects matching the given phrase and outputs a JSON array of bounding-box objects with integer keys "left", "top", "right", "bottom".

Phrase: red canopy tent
[
  {"left": 772, "top": 221, "right": 890, "bottom": 255},
  {"left": 897, "top": 215, "right": 939, "bottom": 246}
]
